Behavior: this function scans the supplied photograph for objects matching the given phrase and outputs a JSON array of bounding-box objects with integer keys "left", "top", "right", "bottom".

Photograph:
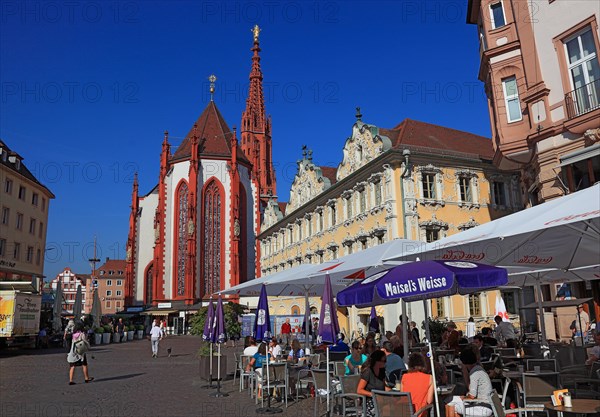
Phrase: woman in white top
[
  {"left": 466, "top": 317, "right": 476, "bottom": 341},
  {"left": 269, "top": 337, "right": 282, "bottom": 359}
]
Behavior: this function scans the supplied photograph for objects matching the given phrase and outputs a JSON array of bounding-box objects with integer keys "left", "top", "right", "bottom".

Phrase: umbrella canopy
[
  {"left": 368, "top": 306, "right": 380, "bottom": 333},
  {"left": 318, "top": 274, "right": 340, "bottom": 345},
  {"left": 52, "top": 281, "right": 63, "bottom": 333},
  {"left": 213, "top": 295, "right": 226, "bottom": 344},
  {"left": 337, "top": 260, "right": 508, "bottom": 307},
  {"left": 384, "top": 184, "right": 600, "bottom": 276},
  {"left": 90, "top": 289, "right": 102, "bottom": 328},
  {"left": 73, "top": 284, "right": 83, "bottom": 319},
  {"left": 202, "top": 299, "right": 215, "bottom": 342},
  {"left": 254, "top": 285, "right": 272, "bottom": 342},
  {"left": 220, "top": 264, "right": 317, "bottom": 297}
]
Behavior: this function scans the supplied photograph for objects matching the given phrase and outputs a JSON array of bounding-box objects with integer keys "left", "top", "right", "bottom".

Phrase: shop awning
[
  {"left": 140, "top": 309, "right": 177, "bottom": 315},
  {"left": 559, "top": 144, "right": 600, "bottom": 166}
]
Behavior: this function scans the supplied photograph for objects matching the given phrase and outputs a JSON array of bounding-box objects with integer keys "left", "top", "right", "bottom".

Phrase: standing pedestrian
[
  {"left": 281, "top": 318, "right": 291, "bottom": 349},
  {"left": 410, "top": 321, "right": 420, "bottom": 344},
  {"left": 64, "top": 319, "right": 75, "bottom": 351},
  {"left": 67, "top": 323, "right": 93, "bottom": 385},
  {"left": 574, "top": 304, "right": 590, "bottom": 339},
  {"left": 149, "top": 319, "right": 163, "bottom": 358},
  {"left": 466, "top": 317, "right": 476, "bottom": 341},
  {"left": 494, "top": 315, "right": 518, "bottom": 348},
  {"left": 115, "top": 318, "right": 125, "bottom": 342},
  {"left": 160, "top": 318, "right": 167, "bottom": 337}
]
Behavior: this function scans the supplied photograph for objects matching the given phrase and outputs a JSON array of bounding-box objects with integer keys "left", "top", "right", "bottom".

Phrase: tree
[{"left": 189, "top": 302, "right": 244, "bottom": 340}]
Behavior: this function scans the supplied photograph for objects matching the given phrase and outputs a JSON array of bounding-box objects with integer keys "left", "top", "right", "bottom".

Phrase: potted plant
[
  {"left": 136, "top": 324, "right": 144, "bottom": 339},
  {"left": 102, "top": 325, "right": 112, "bottom": 344},
  {"left": 197, "top": 341, "right": 227, "bottom": 384},
  {"left": 127, "top": 324, "right": 135, "bottom": 341},
  {"left": 93, "top": 327, "right": 103, "bottom": 345}
]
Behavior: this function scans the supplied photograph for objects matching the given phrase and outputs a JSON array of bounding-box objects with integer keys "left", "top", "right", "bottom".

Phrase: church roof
[
  {"left": 171, "top": 101, "right": 249, "bottom": 163},
  {"left": 379, "top": 119, "right": 494, "bottom": 160}
]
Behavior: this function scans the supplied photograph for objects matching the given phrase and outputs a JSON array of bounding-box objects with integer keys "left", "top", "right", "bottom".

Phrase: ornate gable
[
  {"left": 286, "top": 149, "right": 334, "bottom": 214},
  {"left": 337, "top": 121, "right": 392, "bottom": 181},
  {"left": 262, "top": 198, "right": 284, "bottom": 231}
]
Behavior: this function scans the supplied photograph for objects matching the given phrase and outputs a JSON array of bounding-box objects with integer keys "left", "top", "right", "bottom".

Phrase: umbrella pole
[
  {"left": 203, "top": 342, "right": 216, "bottom": 389},
  {"left": 256, "top": 342, "right": 282, "bottom": 414},
  {"left": 423, "top": 300, "right": 432, "bottom": 343},
  {"left": 534, "top": 278, "right": 548, "bottom": 349},
  {"left": 327, "top": 346, "right": 330, "bottom": 417},
  {"left": 427, "top": 339, "right": 440, "bottom": 417},
  {"left": 305, "top": 292, "right": 310, "bottom": 353},
  {"left": 402, "top": 300, "right": 409, "bottom": 359},
  {"left": 209, "top": 343, "right": 228, "bottom": 397}
]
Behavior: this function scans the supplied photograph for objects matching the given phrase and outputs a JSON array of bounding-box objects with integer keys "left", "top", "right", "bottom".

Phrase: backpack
[{"left": 73, "top": 334, "right": 90, "bottom": 355}]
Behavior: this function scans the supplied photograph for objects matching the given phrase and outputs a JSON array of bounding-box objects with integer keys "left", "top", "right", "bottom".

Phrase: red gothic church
[{"left": 124, "top": 26, "right": 276, "bottom": 312}]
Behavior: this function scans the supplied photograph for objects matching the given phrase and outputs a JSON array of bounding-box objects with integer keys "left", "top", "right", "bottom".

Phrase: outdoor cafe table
[{"left": 544, "top": 399, "right": 600, "bottom": 416}]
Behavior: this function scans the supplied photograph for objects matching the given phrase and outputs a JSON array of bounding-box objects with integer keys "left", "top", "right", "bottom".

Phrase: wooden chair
[{"left": 371, "top": 390, "right": 432, "bottom": 417}]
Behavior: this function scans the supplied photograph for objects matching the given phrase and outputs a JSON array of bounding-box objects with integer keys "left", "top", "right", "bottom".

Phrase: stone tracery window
[
  {"left": 176, "top": 182, "right": 188, "bottom": 296},
  {"left": 203, "top": 181, "right": 222, "bottom": 296}
]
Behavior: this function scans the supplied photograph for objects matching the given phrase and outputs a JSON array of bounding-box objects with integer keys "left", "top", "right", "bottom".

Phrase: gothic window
[
  {"left": 145, "top": 265, "right": 153, "bottom": 305},
  {"left": 176, "top": 182, "right": 189, "bottom": 296},
  {"left": 203, "top": 181, "right": 223, "bottom": 296}
]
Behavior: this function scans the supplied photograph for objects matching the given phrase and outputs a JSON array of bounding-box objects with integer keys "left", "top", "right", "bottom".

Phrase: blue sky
[{"left": 0, "top": 1, "right": 490, "bottom": 280}]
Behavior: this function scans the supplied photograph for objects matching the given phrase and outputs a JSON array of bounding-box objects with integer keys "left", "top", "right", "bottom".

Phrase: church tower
[{"left": 241, "top": 25, "right": 277, "bottom": 205}]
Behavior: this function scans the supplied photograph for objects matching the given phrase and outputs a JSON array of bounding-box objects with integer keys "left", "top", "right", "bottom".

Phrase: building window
[
  {"left": 298, "top": 221, "right": 303, "bottom": 241},
  {"left": 107, "top": 280, "right": 112, "bottom": 286},
  {"left": 330, "top": 205, "right": 337, "bottom": 226},
  {"left": 117, "top": 280, "right": 122, "bottom": 286},
  {"left": 29, "top": 218, "right": 36, "bottom": 235},
  {"left": 203, "top": 180, "right": 223, "bottom": 297},
  {"left": 106, "top": 290, "right": 112, "bottom": 296},
  {"left": 39, "top": 222, "right": 44, "bottom": 238},
  {"left": 359, "top": 189, "right": 366, "bottom": 212},
  {"left": 116, "top": 301, "right": 121, "bottom": 309},
  {"left": 41, "top": 198, "right": 46, "bottom": 211},
  {"left": 291, "top": 305, "right": 300, "bottom": 315},
  {"left": 36, "top": 249, "right": 41, "bottom": 265},
  {"left": 18, "top": 186, "right": 26, "bottom": 200},
  {"left": 16, "top": 213, "right": 23, "bottom": 230},
  {"left": 318, "top": 211, "right": 324, "bottom": 231},
  {"left": 26, "top": 246, "right": 34, "bottom": 262},
  {"left": 99, "top": 270, "right": 105, "bottom": 275},
  {"left": 106, "top": 301, "right": 111, "bottom": 309},
  {"left": 1, "top": 207, "right": 9, "bottom": 225},
  {"left": 435, "top": 298, "right": 445, "bottom": 318},
  {"left": 422, "top": 173, "right": 436, "bottom": 199},
  {"left": 374, "top": 182, "right": 382, "bottom": 206},
  {"left": 13, "top": 242, "right": 20, "bottom": 260},
  {"left": 490, "top": 2, "right": 506, "bottom": 29},
  {"left": 116, "top": 290, "right": 122, "bottom": 296},
  {"left": 469, "top": 293, "right": 481, "bottom": 316},
  {"left": 425, "top": 228, "right": 440, "bottom": 243},
  {"left": 564, "top": 28, "right": 600, "bottom": 118},
  {"left": 501, "top": 291, "right": 517, "bottom": 314},
  {"left": 32, "top": 193, "right": 38, "bottom": 206},
  {"left": 4, "top": 178, "right": 12, "bottom": 194},
  {"left": 0, "top": 239, "right": 5, "bottom": 256},
  {"left": 345, "top": 195, "right": 353, "bottom": 219},
  {"left": 175, "top": 182, "right": 189, "bottom": 297},
  {"left": 502, "top": 76, "right": 522, "bottom": 122},
  {"left": 458, "top": 177, "right": 472, "bottom": 202},
  {"left": 492, "top": 181, "right": 507, "bottom": 206}
]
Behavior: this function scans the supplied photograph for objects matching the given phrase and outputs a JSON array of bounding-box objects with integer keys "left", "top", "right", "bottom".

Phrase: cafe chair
[
  {"left": 239, "top": 355, "right": 256, "bottom": 394},
  {"left": 334, "top": 374, "right": 366, "bottom": 417},
  {"left": 463, "top": 390, "right": 528, "bottom": 417},
  {"left": 514, "top": 373, "right": 557, "bottom": 416},
  {"left": 561, "top": 361, "right": 600, "bottom": 399},
  {"left": 261, "top": 362, "right": 290, "bottom": 408},
  {"left": 371, "top": 390, "right": 432, "bottom": 417},
  {"left": 525, "top": 359, "right": 557, "bottom": 372}
]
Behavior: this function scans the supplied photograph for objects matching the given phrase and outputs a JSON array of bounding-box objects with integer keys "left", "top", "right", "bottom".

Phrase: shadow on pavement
[{"left": 93, "top": 373, "right": 145, "bottom": 382}]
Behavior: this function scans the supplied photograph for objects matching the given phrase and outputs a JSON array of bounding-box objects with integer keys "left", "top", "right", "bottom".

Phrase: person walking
[
  {"left": 281, "top": 318, "right": 291, "bottom": 349},
  {"left": 67, "top": 323, "right": 93, "bottom": 385},
  {"left": 149, "top": 319, "right": 163, "bottom": 358},
  {"left": 115, "top": 318, "right": 125, "bottom": 342}
]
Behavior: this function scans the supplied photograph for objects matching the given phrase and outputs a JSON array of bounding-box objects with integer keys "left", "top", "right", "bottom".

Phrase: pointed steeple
[{"left": 241, "top": 25, "right": 276, "bottom": 204}]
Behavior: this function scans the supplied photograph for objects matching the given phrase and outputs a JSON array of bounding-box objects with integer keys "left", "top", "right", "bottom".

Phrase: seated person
[
  {"left": 287, "top": 338, "right": 306, "bottom": 364},
  {"left": 381, "top": 341, "right": 406, "bottom": 383},
  {"left": 243, "top": 336, "right": 259, "bottom": 356},
  {"left": 481, "top": 328, "right": 497, "bottom": 347},
  {"left": 246, "top": 342, "right": 270, "bottom": 397},
  {"left": 401, "top": 353, "right": 434, "bottom": 416},
  {"left": 357, "top": 350, "right": 391, "bottom": 417},
  {"left": 344, "top": 340, "right": 368, "bottom": 375},
  {"left": 447, "top": 349, "right": 494, "bottom": 417},
  {"left": 269, "top": 337, "right": 282, "bottom": 359},
  {"left": 329, "top": 333, "right": 350, "bottom": 354},
  {"left": 585, "top": 330, "right": 600, "bottom": 365},
  {"left": 473, "top": 335, "right": 494, "bottom": 362}
]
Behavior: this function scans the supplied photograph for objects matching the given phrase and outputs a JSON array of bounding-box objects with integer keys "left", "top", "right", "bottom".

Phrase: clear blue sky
[{"left": 0, "top": 1, "right": 491, "bottom": 280}]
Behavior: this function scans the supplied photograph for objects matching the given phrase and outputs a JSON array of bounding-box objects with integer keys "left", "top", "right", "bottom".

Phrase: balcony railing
[{"left": 565, "top": 79, "right": 600, "bottom": 119}]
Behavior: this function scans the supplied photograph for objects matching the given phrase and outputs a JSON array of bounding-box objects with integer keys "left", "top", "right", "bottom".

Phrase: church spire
[{"left": 241, "top": 25, "right": 276, "bottom": 205}]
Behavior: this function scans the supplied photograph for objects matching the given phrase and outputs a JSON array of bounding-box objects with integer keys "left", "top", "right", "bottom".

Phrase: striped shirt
[{"left": 468, "top": 365, "right": 493, "bottom": 400}]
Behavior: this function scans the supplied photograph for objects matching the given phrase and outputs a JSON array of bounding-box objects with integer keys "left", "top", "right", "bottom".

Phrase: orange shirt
[{"left": 401, "top": 371, "right": 432, "bottom": 415}]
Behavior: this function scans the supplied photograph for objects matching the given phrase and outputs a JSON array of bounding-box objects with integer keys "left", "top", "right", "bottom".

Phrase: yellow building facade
[{"left": 258, "top": 115, "right": 521, "bottom": 337}]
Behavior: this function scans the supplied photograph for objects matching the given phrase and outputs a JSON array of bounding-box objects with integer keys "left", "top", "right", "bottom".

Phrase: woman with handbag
[{"left": 67, "top": 323, "right": 93, "bottom": 385}]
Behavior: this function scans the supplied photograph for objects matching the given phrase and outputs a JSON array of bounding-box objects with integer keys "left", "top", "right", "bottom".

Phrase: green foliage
[
  {"left": 424, "top": 317, "right": 449, "bottom": 344},
  {"left": 137, "top": 324, "right": 145, "bottom": 331},
  {"left": 103, "top": 324, "right": 113, "bottom": 333},
  {"left": 94, "top": 327, "right": 104, "bottom": 334},
  {"left": 189, "top": 301, "right": 245, "bottom": 340}
]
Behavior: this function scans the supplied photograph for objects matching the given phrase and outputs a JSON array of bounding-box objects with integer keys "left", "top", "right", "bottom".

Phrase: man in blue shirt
[
  {"left": 382, "top": 341, "right": 406, "bottom": 383},
  {"left": 329, "top": 333, "right": 350, "bottom": 354}
]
